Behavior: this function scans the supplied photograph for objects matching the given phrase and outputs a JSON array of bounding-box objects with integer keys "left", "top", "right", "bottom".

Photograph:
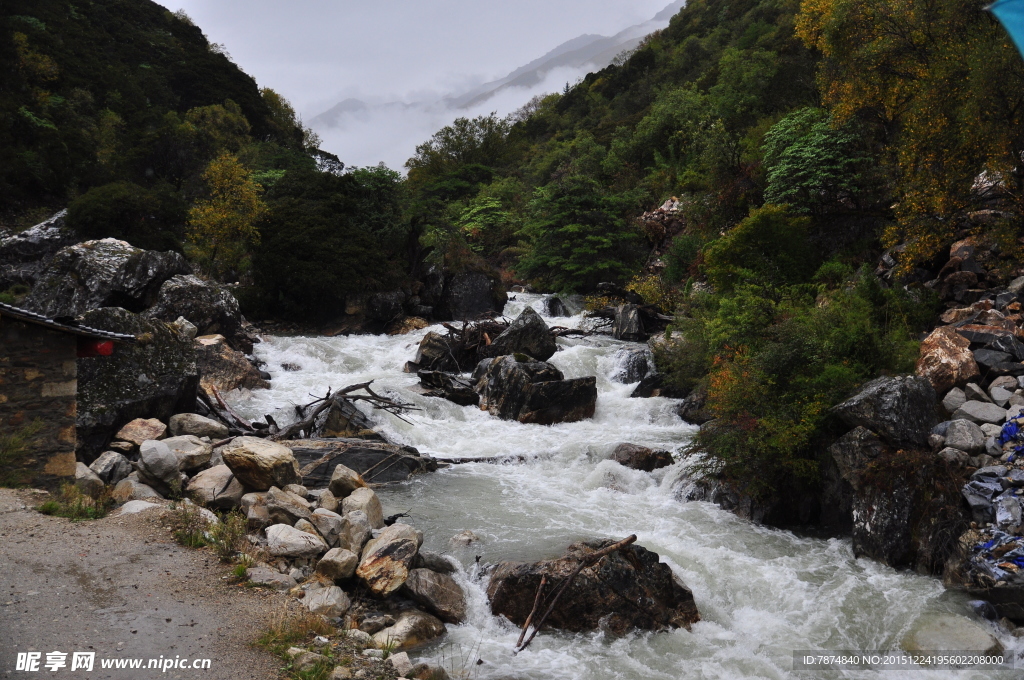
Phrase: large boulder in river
[
  {"left": 370, "top": 610, "right": 446, "bottom": 652},
  {"left": 285, "top": 439, "right": 438, "bottom": 486},
  {"left": 612, "top": 304, "right": 647, "bottom": 342},
  {"left": 195, "top": 334, "right": 269, "bottom": 394},
  {"left": 25, "top": 238, "right": 190, "bottom": 318},
  {"left": 0, "top": 210, "right": 77, "bottom": 288},
  {"left": 435, "top": 271, "right": 506, "bottom": 321},
  {"left": 222, "top": 436, "right": 301, "bottom": 491},
  {"left": 143, "top": 275, "right": 255, "bottom": 353},
  {"left": 414, "top": 332, "right": 460, "bottom": 373},
  {"left": 832, "top": 376, "right": 939, "bottom": 445},
  {"left": 76, "top": 308, "right": 198, "bottom": 458},
  {"left": 915, "top": 327, "right": 980, "bottom": 393},
  {"left": 402, "top": 568, "right": 467, "bottom": 624},
  {"left": 612, "top": 443, "right": 673, "bottom": 472},
  {"left": 487, "top": 539, "right": 700, "bottom": 634},
  {"left": 476, "top": 355, "right": 597, "bottom": 425},
  {"left": 479, "top": 307, "right": 557, "bottom": 362}
]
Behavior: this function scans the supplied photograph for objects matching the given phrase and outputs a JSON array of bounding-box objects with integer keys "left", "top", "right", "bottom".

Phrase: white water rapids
[{"left": 229, "top": 294, "right": 1021, "bottom": 679}]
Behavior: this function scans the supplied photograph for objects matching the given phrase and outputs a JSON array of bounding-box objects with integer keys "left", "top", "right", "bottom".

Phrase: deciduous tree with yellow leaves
[
  {"left": 796, "top": 0, "right": 1024, "bottom": 267},
  {"left": 186, "top": 153, "right": 266, "bottom": 278}
]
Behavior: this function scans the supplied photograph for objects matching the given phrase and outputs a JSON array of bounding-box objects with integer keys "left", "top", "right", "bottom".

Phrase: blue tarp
[{"left": 991, "top": 0, "right": 1024, "bottom": 58}]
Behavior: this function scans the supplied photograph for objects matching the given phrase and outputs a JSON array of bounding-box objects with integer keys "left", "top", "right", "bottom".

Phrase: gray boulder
[
  {"left": 612, "top": 347, "right": 653, "bottom": 384},
  {"left": 266, "top": 523, "right": 328, "bottom": 558},
  {"left": 357, "top": 523, "right": 421, "bottom": 596},
  {"left": 265, "top": 486, "right": 312, "bottom": 525},
  {"left": 74, "top": 462, "right": 104, "bottom": 498},
  {"left": 221, "top": 437, "right": 301, "bottom": 491},
  {"left": 0, "top": 210, "right": 77, "bottom": 288},
  {"left": 370, "top": 610, "right": 446, "bottom": 652},
  {"left": 138, "top": 440, "right": 180, "bottom": 486},
  {"left": 111, "top": 477, "right": 162, "bottom": 503},
  {"left": 903, "top": 614, "right": 1002, "bottom": 655},
  {"left": 342, "top": 488, "right": 384, "bottom": 529},
  {"left": 953, "top": 400, "right": 1009, "bottom": 424},
  {"left": 613, "top": 304, "right": 647, "bottom": 342},
  {"left": 186, "top": 465, "right": 244, "bottom": 509},
  {"left": 833, "top": 376, "right": 939, "bottom": 445},
  {"left": 162, "top": 435, "right": 212, "bottom": 472},
  {"left": 328, "top": 464, "right": 366, "bottom": 500},
  {"left": 402, "top": 568, "right": 467, "bottom": 624},
  {"left": 475, "top": 355, "right": 597, "bottom": 425},
  {"left": 541, "top": 297, "right": 569, "bottom": 317},
  {"left": 89, "top": 451, "right": 132, "bottom": 485},
  {"left": 480, "top": 307, "right": 556, "bottom": 362},
  {"left": 942, "top": 388, "right": 966, "bottom": 415},
  {"left": 75, "top": 307, "right": 198, "bottom": 458},
  {"left": 943, "top": 419, "right": 986, "bottom": 453},
  {"left": 25, "top": 238, "right": 190, "bottom": 318},
  {"left": 316, "top": 548, "right": 359, "bottom": 581},
  {"left": 168, "top": 413, "right": 229, "bottom": 440},
  {"left": 245, "top": 567, "right": 298, "bottom": 590},
  {"left": 305, "top": 586, "right": 351, "bottom": 617},
  {"left": 413, "top": 331, "right": 459, "bottom": 373},
  {"left": 612, "top": 443, "right": 673, "bottom": 472},
  {"left": 142, "top": 274, "right": 252, "bottom": 352}
]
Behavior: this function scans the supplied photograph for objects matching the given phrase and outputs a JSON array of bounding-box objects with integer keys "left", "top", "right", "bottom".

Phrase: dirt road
[{"left": 0, "top": 489, "right": 284, "bottom": 679}]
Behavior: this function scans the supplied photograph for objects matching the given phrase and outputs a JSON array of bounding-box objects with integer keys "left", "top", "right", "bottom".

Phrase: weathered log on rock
[
  {"left": 285, "top": 439, "right": 437, "bottom": 486},
  {"left": 487, "top": 538, "right": 700, "bottom": 634},
  {"left": 312, "top": 398, "right": 381, "bottom": 439}
]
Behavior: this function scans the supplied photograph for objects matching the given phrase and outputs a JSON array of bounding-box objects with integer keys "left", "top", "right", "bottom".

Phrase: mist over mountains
[{"left": 309, "top": 0, "right": 685, "bottom": 170}]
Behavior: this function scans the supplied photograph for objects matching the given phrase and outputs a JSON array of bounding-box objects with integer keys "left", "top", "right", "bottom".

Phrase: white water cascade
[{"left": 229, "top": 294, "right": 1020, "bottom": 679}]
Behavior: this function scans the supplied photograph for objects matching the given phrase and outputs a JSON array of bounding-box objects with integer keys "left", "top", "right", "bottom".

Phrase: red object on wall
[{"left": 77, "top": 339, "right": 114, "bottom": 357}]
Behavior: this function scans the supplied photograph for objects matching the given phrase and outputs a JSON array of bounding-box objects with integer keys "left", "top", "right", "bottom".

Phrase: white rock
[
  {"left": 162, "top": 435, "right": 212, "bottom": 471},
  {"left": 305, "top": 585, "right": 351, "bottom": 617},
  {"left": 266, "top": 523, "right": 328, "bottom": 558},
  {"left": 169, "top": 413, "right": 229, "bottom": 439},
  {"left": 138, "top": 440, "right": 180, "bottom": 484},
  {"left": 342, "top": 487, "right": 384, "bottom": 529},
  {"left": 316, "top": 548, "right": 359, "bottom": 580},
  {"left": 186, "top": 465, "right": 244, "bottom": 509},
  {"left": 117, "top": 500, "right": 163, "bottom": 515},
  {"left": 74, "top": 462, "right": 104, "bottom": 498},
  {"left": 388, "top": 652, "right": 413, "bottom": 677},
  {"left": 89, "top": 451, "right": 132, "bottom": 485},
  {"left": 903, "top": 614, "right": 1002, "bottom": 654}
]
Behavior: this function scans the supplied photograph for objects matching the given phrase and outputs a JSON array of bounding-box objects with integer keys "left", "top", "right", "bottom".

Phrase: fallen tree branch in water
[
  {"left": 268, "top": 381, "right": 420, "bottom": 441},
  {"left": 515, "top": 534, "right": 638, "bottom": 653},
  {"left": 516, "top": 575, "right": 547, "bottom": 649}
]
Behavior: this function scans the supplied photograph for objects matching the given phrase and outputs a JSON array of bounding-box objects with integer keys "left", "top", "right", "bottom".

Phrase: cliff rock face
[
  {"left": 487, "top": 539, "right": 700, "bottom": 634},
  {"left": 144, "top": 275, "right": 255, "bottom": 353},
  {"left": 26, "top": 239, "right": 191, "bottom": 318},
  {"left": 76, "top": 308, "right": 198, "bottom": 459},
  {"left": 0, "top": 210, "right": 77, "bottom": 289}
]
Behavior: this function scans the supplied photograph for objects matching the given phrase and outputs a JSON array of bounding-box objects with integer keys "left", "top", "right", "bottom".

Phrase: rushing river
[{"left": 229, "top": 294, "right": 1021, "bottom": 679}]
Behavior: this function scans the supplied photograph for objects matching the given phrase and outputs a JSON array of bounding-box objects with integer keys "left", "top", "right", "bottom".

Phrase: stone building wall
[{"left": 0, "top": 318, "right": 77, "bottom": 489}]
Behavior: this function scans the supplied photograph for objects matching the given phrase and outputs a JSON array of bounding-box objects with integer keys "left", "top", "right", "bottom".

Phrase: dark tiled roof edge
[{"left": 0, "top": 302, "right": 137, "bottom": 342}]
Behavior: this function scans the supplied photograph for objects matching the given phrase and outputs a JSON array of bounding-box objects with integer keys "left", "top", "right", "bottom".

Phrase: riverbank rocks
[
  {"left": 24, "top": 238, "right": 191, "bottom": 319},
  {"left": 76, "top": 307, "right": 198, "bottom": 458},
  {"left": 317, "top": 548, "right": 359, "bottom": 581},
  {"left": 186, "top": 465, "right": 244, "bottom": 508},
  {"left": 402, "top": 568, "right": 466, "bottom": 623},
  {"left": 487, "top": 539, "right": 700, "bottom": 633},
  {"left": 195, "top": 334, "right": 269, "bottom": 394},
  {"left": 329, "top": 464, "right": 367, "bottom": 499},
  {"left": 833, "top": 376, "right": 939, "bottom": 445},
  {"left": 306, "top": 586, "right": 351, "bottom": 617},
  {"left": 356, "top": 523, "right": 421, "bottom": 596},
  {"left": 74, "top": 463, "right": 104, "bottom": 498},
  {"left": 612, "top": 443, "right": 674, "bottom": 472},
  {"left": 162, "top": 435, "right": 212, "bottom": 471},
  {"left": 0, "top": 210, "right": 77, "bottom": 288},
  {"left": 903, "top": 614, "right": 1002, "bottom": 654},
  {"left": 343, "top": 488, "right": 385, "bottom": 529},
  {"left": 265, "top": 486, "right": 313, "bottom": 525},
  {"left": 475, "top": 355, "right": 597, "bottom": 425},
  {"left": 222, "top": 437, "right": 301, "bottom": 491},
  {"left": 916, "top": 327, "right": 980, "bottom": 393},
  {"left": 267, "top": 523, "right": 328, "bottom": 558},
  {"left": 370, "top": 610, "right": 446, "bottom": 651},
  {"left": 115, "top": 418, "right": 167, "bottom": 446},
  {"left": 88, "top": 451, "right": 132, "bottom": 485},
  {"left": 169, "top": 413, "right": 229, "bottom": 439},
  {"left": 479, "top": 307, "right": 556, "bottom": 362}
]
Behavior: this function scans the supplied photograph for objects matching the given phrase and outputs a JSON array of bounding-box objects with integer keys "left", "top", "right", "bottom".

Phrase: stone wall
[{"left": 0, "top": 319, "right": 77, "bottom": 488}]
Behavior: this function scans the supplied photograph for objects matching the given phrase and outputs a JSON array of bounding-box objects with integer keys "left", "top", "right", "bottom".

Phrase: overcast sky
[{"left": 166, "top": 1, "right": 675, "bottom": 168}]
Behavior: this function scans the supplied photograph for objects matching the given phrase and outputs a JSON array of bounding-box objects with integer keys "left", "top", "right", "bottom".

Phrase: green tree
[
  {"left": 761, "top": 107, "right": 872, "bottom": 214},
  {"left": 517, "top": 174, "right": 643, "bottom": 292},
  {"left": 67, "top": 181, "right": 185, "bottom": 251}
]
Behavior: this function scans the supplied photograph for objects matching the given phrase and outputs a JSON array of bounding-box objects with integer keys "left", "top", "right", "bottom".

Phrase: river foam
[{"left": 229, "top": 294, "right": 1020, "bottom": 679}]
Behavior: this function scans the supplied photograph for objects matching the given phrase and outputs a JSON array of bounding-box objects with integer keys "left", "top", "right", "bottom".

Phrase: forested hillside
[
  {"left": 1, "top": 0, "right": 408, "bottom": 318},
  {"left": 405, "top": 0, "right": 1024, "bottom": 504}
]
